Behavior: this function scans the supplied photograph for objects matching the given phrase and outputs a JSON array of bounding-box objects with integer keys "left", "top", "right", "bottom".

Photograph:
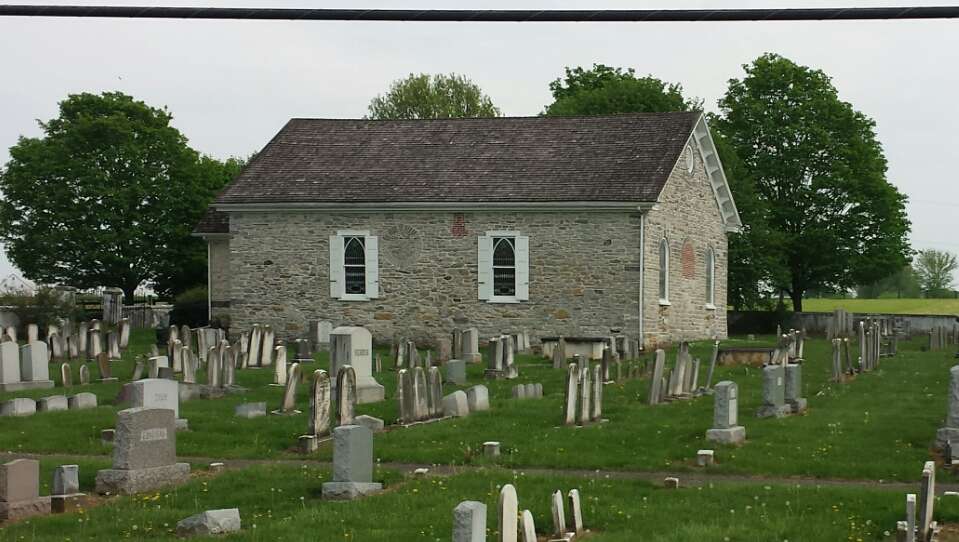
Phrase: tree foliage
[
  {"left": 856, "top": 265, "right": 921, "bottom": 299},
  {"left": 367, "top": 73, "right": 500, "bottom": 120},
  {"left": 715, "top": 54, "right": 911, "bottom": 311},
  {"left": 0, "top": 92, "right": 242, "bottom": 300},
  {"left": 913, "top": 249, "right": 957, "bottom": 297},
  {"left": 544, "top": 64, "right": 698, "bottom": 116}
]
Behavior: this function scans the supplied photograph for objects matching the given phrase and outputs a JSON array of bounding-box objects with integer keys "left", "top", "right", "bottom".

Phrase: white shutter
[
  {"left": 329, "top": 234, "right": 343, "bottom": 299},
  {"left": 477, "top": 236, "right": 493, "bottom": 300},
  {"left": 365, "top": 235, "right": 379, "bottom": 298},
  {"left": 515, "top": 235, "right": 530, "bottom": 301}
]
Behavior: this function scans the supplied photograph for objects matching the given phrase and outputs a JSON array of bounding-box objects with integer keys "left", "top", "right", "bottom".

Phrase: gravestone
[
  {"left": 442, "top": 390, "right": 470, "bottom": 417},
  {"left": 756, "top": 365, "right": 790, "bottom": 418},
  {"left": 784, "top": 363, "right": 807, "bottom": 414},
  {"left": 485, "top": 337, "right": 503, "bottom": 378},
  {"left": 1, "top": 398, "right": 36, "bottom": 416},
  {"left": 147, "top": 356, "right": 169, "bottom": 379},
  {"left": 176, "top": 508, "right": 241, "bottom": 536},
  {"left": 0, "top": 458, "right": 50, "bottom": 520},
  {"left": 453, "top": 501, "right": 486, "bottom": 542},
  {"left": 221, "top": 344, "right": 235, "bottom": 387},
  {"left": 107, "top": 331, "right": 121, "bottom": 360},
  {"left": 498, "top": 484, "right": 519, "bottom": 542},
  {"left": 119, "top": 318, "right": 130, "bottom": 350},
  {"left": 95, "top": 407, "right": 190, "bottom": 495},
  {"left": 234, "top": 402, "right": 267, "bottom": 419},
  {"left": 466, "top": 384, "right": 489, "bottom": 412},
  {"left": 428, "top": 366, "right": 443, "bottom": 418},
  {"left": 272, "top": 345, "right": 288, "bottom": 386},
  {"left": 552, "top": 336, "right": 567, "bottom": 369},
  {"left": 0, "top": 341, "right": 21, "bottom": 390},
  {"left": 551, "top": 489, "right": 568, "bottom": 538},
  {"left": 312, "top": 320, "right": 333, "bottom": 351},
  {"left": 564, "top": 363, "right": 578, "bottom": 425},
  {"left": 97, "top": 352, "right": 116, "bottom": 382},
  {"left": 452, "top": 329, "right": 464, "bottom": 360},
  {"left": 16, "top": 342, "right": 54, "bottom": 390},
  {"left": 37, "top": 395, "right": 68, "bottom": 412},
  {"left": 446, "top": 359, "right": 467, "bottom": 385},
  {"left": 937, "top": 365, "right": 959, "bottom": 448},
  {"left": 182, "top": 351, "right": 196, "bottom": 384},
  {"left": 308, "top": 369, "right": 332, "bottom": 437},
  {"left": 79, "top": 364, "right": 90, "bottom": 385},
  {"left": 706, "top": 381, "right": 746, "bottom": 445},
  {"left": 919, "top": 461, "right": 936, "bottom": 541},
  {"left": 462, "top": 328, "right": 481, "bottom": 363},
  {"left": 412, "top": 366, "right": 429, "bottom": 421},
  {"left": 590, "top": 363, "right": 603, "bottom": 421},
  {"left": 248, "top": 324, "right": 262, "bottom": 367},
  {"left": 60, "top": 363, "right": 72, "bottom": 388},
  {"left": 321, "top": 425, "right": 382, "bottom": 499},
  {"left": 51, "top": 464, "right": 84, "bottom": 513},
  {"left": 330, "top": 326, "right": 384, "bottom": 403},
  {"left": 273, "top": 363, "right": 301, "bottom": 415},
  {"left": 906, "top": 493, "right": 917, "bottom": 542},
  {"left": 335, "top": 365, "right": 357, "bottom": 426},
  {"left": 397, "top": 369, "right": 414, "bottom": 423},
  {"left": 577, "top": 363, "right": 591, "bottom": 425},
  {"left": 521, "top": 509, "right": 536, "bottom": 542},
  {"left": 27, "top": 323, "right": 38, "bottom": 343},
  {"left": 568, "top": 489, "right": 584, "bottom": 534},
  {"left": 648, "top": 349, "right": 666, "bottom": 405},
  {"left": 437, "top": 337, "right": 452, "bottom": 363},
  {"left": 294, "top": 338, "right": 313, "bottom": 362},
  {"left": 260, "top": 325, "right": 275, "bottom": 366},
  {"left": 130, "top": 378, "right": 186, "bottom": 430}
]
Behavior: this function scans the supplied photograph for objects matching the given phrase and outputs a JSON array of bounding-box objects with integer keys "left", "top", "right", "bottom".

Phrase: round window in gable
[{"left": 685, "top": 145, "right": 695, "bottom": 174}]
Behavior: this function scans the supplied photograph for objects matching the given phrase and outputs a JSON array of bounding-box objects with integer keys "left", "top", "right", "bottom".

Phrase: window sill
[
  {"left": 705, "top": 303, "right": 717, "bottom": 311},
  {"left": 488, "top": 297, "right": 521, "bottom": 304},
  {"left": 658, "top": 299, "right": 671, "bottom": 307},
  {"left": 338, "top": 294, "right": 371, "bottom": 302}
]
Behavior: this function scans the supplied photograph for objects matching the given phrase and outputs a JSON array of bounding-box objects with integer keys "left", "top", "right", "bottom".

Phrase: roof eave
[{"left": 213, "top": 201, "right": 657, "bottom": 212}]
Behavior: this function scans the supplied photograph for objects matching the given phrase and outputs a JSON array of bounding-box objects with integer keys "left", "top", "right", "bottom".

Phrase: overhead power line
[{"left": 1, "top": 5, "right": 959, "bottom": 23}]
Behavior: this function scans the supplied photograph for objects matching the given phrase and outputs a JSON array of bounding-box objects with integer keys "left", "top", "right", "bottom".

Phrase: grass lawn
[
  {"left": 2, "top": 331, "right": 958, "bottom": 482},
  {"left": 2, "top": 459, "right": 952, "bottom": 541},
  {"left": 802, "top": 298, "right": 959, "bottom": 315}
]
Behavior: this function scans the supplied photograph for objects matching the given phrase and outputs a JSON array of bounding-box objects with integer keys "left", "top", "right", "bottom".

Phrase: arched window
[
  {"left": 705, "top": 246, "right": 716, "bottom": 307},
  {"left": 492, "top": 237, "right": 516, "bottom": 296},
  {"left": 658, "top": 238, "right": 669, "bottom": 303},
  {"left": 343, "top": 236, "right": 366, "bottom": 294}
]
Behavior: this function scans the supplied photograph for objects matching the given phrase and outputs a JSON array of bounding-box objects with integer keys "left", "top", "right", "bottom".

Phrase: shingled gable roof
[{"left": 212, "top": 112, "right": 703, "bottom": 206}]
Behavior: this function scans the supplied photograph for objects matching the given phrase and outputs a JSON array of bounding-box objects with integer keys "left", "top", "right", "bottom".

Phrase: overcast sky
[{"left": 1, "top": 0, "right": 957, "bottom": 285}]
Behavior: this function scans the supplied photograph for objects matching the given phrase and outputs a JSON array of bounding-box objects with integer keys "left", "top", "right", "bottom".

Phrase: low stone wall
[{"left": 728, "top": 310, "right": 958, "bottom": 338}]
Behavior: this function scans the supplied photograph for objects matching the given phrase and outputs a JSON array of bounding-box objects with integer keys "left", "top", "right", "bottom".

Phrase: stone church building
[{"left": 193, "top": 112, "right": 742, "bottom": 349}]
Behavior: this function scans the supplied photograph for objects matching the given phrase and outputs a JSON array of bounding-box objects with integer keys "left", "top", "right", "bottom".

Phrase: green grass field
[
  {"left": 802, "top": 297, "right": 959, "bottom": 315},
  {"left": 2, "top": 329, "right": 958, "bottom": 539}
]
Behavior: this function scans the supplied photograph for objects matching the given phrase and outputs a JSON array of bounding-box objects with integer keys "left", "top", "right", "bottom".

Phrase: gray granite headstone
[
  {"left": 452, "top": 500, "right": 486, "bottom": 542},
  {"left": 321, "top": 425, "right": 382, "bottom": 499},
  {"left": 95, "top": 407, "right": 190, "bottom": 495},
  {"left": 938, "top": 365, "right": 959, "bottom": 448},
  {"left": 466, "top": 384, "right": 489, "bottom": 412},
  {"left": 445, "top": 359, "right": 467, "bottom": 385},
  {"left": 757, "top": 365, "right": 790, "bottom": 418},
  {"left": 53, "top": 465, "right": 79, "bottom": 495},
  {"left": 706, "top": 381, "right": 746, "bottom": 445}
]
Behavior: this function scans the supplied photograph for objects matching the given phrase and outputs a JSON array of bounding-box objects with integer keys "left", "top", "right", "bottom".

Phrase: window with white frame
[
  {"left": 478, "top": 231, "right": 529, "bottom": 303},
  {"left": 329, "top": 230, "right": 379, "bottom": 300},
  {"left": 705, "top": 246, "right": 716, "bottom": 308},
  {"left": 659, "top": 238, "right": 670, "bottom": 304}
]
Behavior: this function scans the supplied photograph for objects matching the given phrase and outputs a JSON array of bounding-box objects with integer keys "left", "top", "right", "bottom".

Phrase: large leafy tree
[
  {"left": 716, "top": 54, "right": 911, "bottom": 312},
  {"left": 543, "top": 64, "right": 772, "bottom": 309},
  {"left": 0, "top": 92, "right": 239, "bottom": 300},
  {"left": 367, "top": 73, "right": 500, "bottom": 120},
  {"left": 914, "top": 249, "right": 957, "bottom": 297}
]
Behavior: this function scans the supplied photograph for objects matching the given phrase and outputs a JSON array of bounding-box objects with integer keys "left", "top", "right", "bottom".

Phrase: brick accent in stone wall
[{"left": 643, "top": 138, "right": 729, "bottom": 349}]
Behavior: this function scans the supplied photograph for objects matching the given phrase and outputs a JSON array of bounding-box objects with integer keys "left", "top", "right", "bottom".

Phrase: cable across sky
[{"left": 1, "top": 5, "right": 959, "bottom": 23}]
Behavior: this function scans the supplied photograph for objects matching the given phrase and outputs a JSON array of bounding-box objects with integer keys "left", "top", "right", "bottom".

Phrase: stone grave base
[
  {"left": 0, "top": 497, "right": 51, "bottom": 521},
  {"left": 356, "top": 384, "right": 385, "bottom": 405},
  {"left": 484, "top": 369, "right": 506, "bottom": 380},
  {"left": 465, "top": 354, "right": 482, "bottom": 363},
  {"left": 0, "top": 380, "right": 55, "bottom": 392},
  {"left": 321, "top": 481, "right": 382, "bottom": 500},
  {"left": 937, "top": 427, "right": 959, "bottom": 449},
  {"left": 756, "top": 405, "right": 791, "bottom": 418},
  {"left": 95, "top": 463, "right": 191, "bottom": 495},
  {"left": 705, "top": 426, "right": 746, "bottom": 445},
  {"left": 788, "top": 398, "right": 808, "bottom": 414},
  {"left": 51, "top": 493, "right": 88, "bottom": 514}
]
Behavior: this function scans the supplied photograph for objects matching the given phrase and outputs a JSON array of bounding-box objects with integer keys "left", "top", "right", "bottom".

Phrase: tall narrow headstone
[
  {"left": 568, "top": 489, "right": 584, "bottom": 534},
  {"left": 937, "top": 365, "right": 959, "bottom": 447},
  {"left": 427, "top": 366, "right": 443, "bottom": 418},
  {"left": 564, "top": 363, "right": 578, "bottom": 425},
  {"left": 590, "top": 363, "right": 603, "bottom": 421},
  {"left": 308, "top": 369, "right": 332, "bottom": 437},
  {"left": 397, "top": 369, "right": 414, "bottom": 424},
  {"left": 551, "top": 489, "right": 567, "bottom": 537},
  {"left": 520, "top": 510, "right": 536, "bottom": 542},
  {"left": 412, "top": 366, "right": 429, "bottom": 421},
  {"left": 248, "top": 324, "right": 262, "bottom": 367},
  {"left": 273, "top": 345, "right": 288, "bottom": 386},
  {"left": 321, "top": 425, "right": 382, "bottom": 499},
  {"left": 784, "top": 363, "right": 807, "bottom": 414},
  {"left": 498, "top": 484, "right": 519, "bottom": 542},
  {"left": 648, "top": 349, "right": 665, "bottom": 405},
  {"left": 706, "top": 381, "right": 746, "bottom": 444},
  {"left": 577, "top": 363, "right": 591, "bottom": 425},
  {"left": 335, "top": 365, "right": 357, "bottom": 427},
  {"left": 919, "top": 461, "right": 935, "bottom": 541},
  {"left": 462, "top": 328, "right": 481, "bottom": 363},
  {"left": 274, "top": 363, "right": 301, "bottom": 415},
  {"left": 756, "top": 365, "right": 789, "bottom": 418}
]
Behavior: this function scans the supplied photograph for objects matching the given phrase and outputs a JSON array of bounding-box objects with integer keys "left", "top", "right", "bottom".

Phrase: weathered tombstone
[
  {"left": 330, "top": 327, "right": 384, "bottom": 403},
  {"left": 1, "top": 397, "right": 36, "bottom": 416},
  {"left": 234, "top": 402, "right": 267, "bottom": 419},
  {"left": 485, "top": 337, "right": 503, "bottom": 378},
  {"left": 0, "top": 341, "right": 19, "bottom": 391},
  {"left": 428, "top": 366, "right": 443, "bottom": 418},
  {"left": 49, "top": 332, "right": 64, "bottom": 361},
  {"left": 690, "top": 358, "right": 701, "bottom": 391},
  {"left": 452, "top": 329, "right": 464, "bottom": 360},
  {"left": 60, "top": 363, "right": 72, "bottom": 388},
  {"left": 0, "top": 458, "right": 50, "bottom": 520},
  {"left": 446, "top": 359, "right": 467, "bottom": 385},
  {"left": 129, "top": 378, "right": 183, "bottom": 424},
  {"left": 374, "top": 353, "right": 382, "bottom": 373},
  {"left": 294, "top": 338, "right": 313, "bottom": 362},
  {"left": 784, "top": 363, "right": 807, "bottom": 414},
  {"left": 272, "top": 345, "right": 288, "bottom": 386},
  {"left": 498, "top": 484, "right": 519, "bottom": 542},
  {"left": 648, "top": 349, "right": 666, "bottom": 405},
  {"left": 706, "top": 381, "right": 746, "bottom": 444},
  {"left": 88, "top": 330, "right": 102, "bottom": 360},
  {"left": 78, "top": 364, "right": 90, "bottom": 385},
  {"left": 321, "top": 425, "right": 382, "bottom": 499},
  {"left": 564, "top": 363, "right": 578, "bottom": 425},
  {"left": 552, "top": 337, "right": 567, "bottom": 369},
  {"left": 551, "top": 489, "right": 567, "bottom": 538},
  {"left": 221, "top": 345, "right": 235, "bottom": 387},
  {"left": 462, "top": 328, "right": 481, "bottom": 363},
  {"left": 37, "top": 395, "right": 69, "bottom": 412},
  {"left": 511, "top": 384, "right": 526, "bottom": 399},
  {"left": 312, "top": 320, "right": 333, "bottom": 351},
  {"left": 308, "top": 369, "right": 331, "bottom": 437},
  {"left": 67, "top": 335, "right": 79, "bottom": 360},
  {"left": 919, "top": 461, "right": 936, "bottom": 541},
  {"left": 466, "top": 384, "right": 490, "bottom": 412},
  {"left": 452, "top": 501, "right": 486, "bottom": 542},
  {"left": 107, "top": 331, "right": 121, "bottom": 360},
  {"left": 906, "top": 493, "right": 917, "bottom": 542},
  {"left": 442, "top": 390, "right": 470, "bottom": 417},
  {"left": 577, "top": 363, "right": 591, "bottom": 425},
  {"left": 19, "top": 341, "right": 53, "bottom": 389},
  {"left": 273, "top": 363, "right": 301, "bottom": 415},
  {"left": 520, "top": 510, "right": 536, "bottom": 542},
  {"left": 67, "top": 392, "right": 97, "bottom": 410},
  {"left": 97, "top": 352, "right": 116, "bottom": 382},
  {"left": 147, "top": 355, "right": 168, "bottom": 380},
  {"left": 437, "top": 337, "right": 452, "bottom": 363},
  {"left": 171, "top": 339, "right": 183, "bottom": 373},
  {"left": 568, "top": 489, "right": 584, "bottom": 534},
  {"left": 260, "top": 325, "right": 275, "bottom": 367},
  {"left": 503, "top": 335, "right": 518, "bottom": 379},
  {"left": 182, "top": 349, "right": 196, "bottom": 384},
  {"left": 335, "top": 365, "right": 357, "bottom": 426},
  {"left": 207, "top": 346, "right": 221, "bottom": 388},
  {"left": 937, "top": 365, "right": 959, "bottom": 448},
  {"left": 412, "top": 366, "right": 429, "bottom": 421},
  {"left": 118, "top": 318, "right": 130, "bottom": 350},
  {"left": 175, "top": 508, "right": 241, "bottom": 537},
  {"left": 397, "top": 369, "right": 414, "bottom": 423},
  {"left": 51, "top": 463, "right": 84, "bottom": 512},
  {"left": 756, "top": 365, "right": 789, "bottom": 418},
  {"left": 601, "top": 345, "right": 612, "bottom": 382},
  {"left": 27, "top": 323, "right": 39, "bottom": 343},
  {"left": 94, "top": 407, "right": 190, "bottom": 495},
  {"left": 248, "top": 324, "right": 262, "bottom": 367}
]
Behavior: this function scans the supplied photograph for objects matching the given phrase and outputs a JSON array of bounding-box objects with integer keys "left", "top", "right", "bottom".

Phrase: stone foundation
[
  {"left": 321, "top": 481, "right": 382, "bottom": 500},
  {"left": 0, "top": 496, "right": 51, "bottom": 521},
  {"left": 95, "top": 463, "right": 190, "bottom": 495}
]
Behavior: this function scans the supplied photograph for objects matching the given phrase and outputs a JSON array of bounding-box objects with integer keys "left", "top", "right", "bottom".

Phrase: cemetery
[{"left": 0, "top": 312, "right": 958, "bottom": 540}]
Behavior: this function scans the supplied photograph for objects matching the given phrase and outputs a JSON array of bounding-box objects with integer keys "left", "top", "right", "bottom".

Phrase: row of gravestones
[
  {"left": 511, "top": 383, "right": 543, "bottom": 399},
  {"left": 896, "top": 461, "right": 938, "bottom": 542},
  {"left": 0, "top": 392, "right": 97, "bottom": 417},
  {"left": 0, "top": 459, "right": 84, "bottom": 521},
  {"left": 486, "top": 335, "right": 519, "bottom": 379},
  {"left": 452, "top": 484, "right": 585, "bottom": 542},
  {"left": 563, "top": 361, "right": 604, "bottom": 426},
  {"left": 397, "top": 367, "right": 489, "bottom": 423},
  {"left": 646, "top": 342, "right": 722, "bottom": 406},
  {"left": 1, "top": 319, "right": 131, "bottom": 363}
]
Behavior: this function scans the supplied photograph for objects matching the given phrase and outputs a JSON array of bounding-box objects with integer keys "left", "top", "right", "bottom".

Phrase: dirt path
[{"left": 5, "top": 451, "right": 956, "bottom": 495}]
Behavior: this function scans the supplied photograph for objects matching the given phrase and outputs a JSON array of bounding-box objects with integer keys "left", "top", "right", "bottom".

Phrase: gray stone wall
[
  {"left": 643, "top": 138, "right": 730, "bottom": 348},
  {"left": 208, "top": 239, "right": 231, "bottom": 323},
  {"left": 226, "top": 210, "right": 645, "bottom": 344}
]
